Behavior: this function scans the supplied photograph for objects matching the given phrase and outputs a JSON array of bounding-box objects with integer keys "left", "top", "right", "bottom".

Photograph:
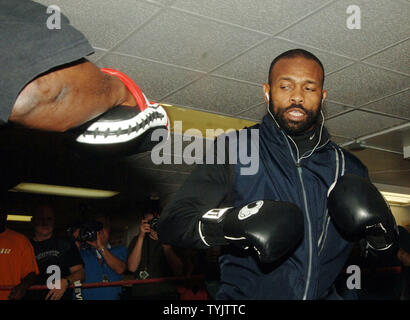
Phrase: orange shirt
[{"left": 0, "top": 229, "right": 39, "bottom": 300}]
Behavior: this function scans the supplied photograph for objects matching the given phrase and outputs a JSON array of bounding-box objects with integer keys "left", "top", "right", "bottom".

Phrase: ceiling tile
[
  {"left": 171, "top": 0, "right": 330, "bottom": 34},
  {"left": 35, "top": 0, "right": 161, "bottom": 49},
  {"left": 363, "top": 130, "right": 407, "bottom": 154},
  {"left": 363, "top": 40, "right": 410, "bottom": 75},
  {"left": 323, "top": 101, "right": 353, "bottom": 118},
  {"left": 143, "top": 0, "right": 175, "bottom": 5},
  {"left": 114, "top": 9, "right": 266, "bottom": 72},
  {"left": 96, "top": 53, "right": 203, "bottom": 101},
  {"left": 279, "top": 0, "right": 410, "bottom": 59},
  {"left": 325, "top": 110, "right": 406, "bottom": 138},
  {"left": 212, "top": 37, "right": 354, "bottom": 85},
  {"left": 329, "top": 135, "right": 352, "bottom": 145},
  {"left": 163, "top": 76, "right": 264, "bottom": 115},
  {"left": 86, "top": 48, "right": 108, "bottom": 63},
  {"left": 236, "top": 103, "right": 267, "bottom": 122},
  {"left": 360, "top": 90, "right": 410, "bottom": 120},
  {"left": 325, "top": 63, "right": 409, "bottom": 106}
]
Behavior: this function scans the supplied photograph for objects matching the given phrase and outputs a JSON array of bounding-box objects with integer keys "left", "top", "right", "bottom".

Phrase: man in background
[
  {"left": 127, "top": 211, "right": 185, "bottom": 299},
  {"left": 0, "top": 205, "right": 38, "bottom": 300},
  {"left": 26, "top": 203, "right": 84, "bottom": 300},
  {"left": 80, "top": 214, "right": 128, "bottom": 300}
]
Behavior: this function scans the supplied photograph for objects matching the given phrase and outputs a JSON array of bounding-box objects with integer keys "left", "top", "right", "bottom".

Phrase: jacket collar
[{"left": 260, "top": 114, "right": 331, "bottom": 155}]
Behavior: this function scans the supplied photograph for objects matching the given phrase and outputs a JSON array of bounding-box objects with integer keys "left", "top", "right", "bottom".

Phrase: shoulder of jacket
[{"left": 329, "top": 141, "right": 368, "bottom": 172}]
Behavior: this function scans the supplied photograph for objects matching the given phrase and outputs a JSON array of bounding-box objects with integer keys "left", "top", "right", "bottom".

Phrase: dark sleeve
[
  {"left": 0, "top": 0, "right": 94, "bottom": 125},
  {"left": 62, "top": 239, "right": 84, "bottom": 269},
  {"left": 158, "top": 158, "right": 233, "bottom": 250},
  {"left": 114, "top": 246, "right": 128, "bottom": 263}
]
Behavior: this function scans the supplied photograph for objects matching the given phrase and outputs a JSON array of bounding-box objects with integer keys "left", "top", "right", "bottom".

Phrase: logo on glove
[{"left": 238, "top": 201, "right": 263, "bottom": 220}]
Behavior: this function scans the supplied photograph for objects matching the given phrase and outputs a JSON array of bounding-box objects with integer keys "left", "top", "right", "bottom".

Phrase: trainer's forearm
[{"left": 10, "top": 59, "right": 136, "bottom": 132}]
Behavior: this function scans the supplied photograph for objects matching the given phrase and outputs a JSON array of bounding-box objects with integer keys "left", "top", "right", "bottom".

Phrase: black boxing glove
[
  {"left": 199, "top": 200, "right": 304, "bottom": 264},
  {"left": 328, "top": 174, "right": 398, "bottom": 252}
]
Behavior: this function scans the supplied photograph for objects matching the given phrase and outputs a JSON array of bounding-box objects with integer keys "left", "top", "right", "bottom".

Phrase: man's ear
[
  {"left": 321, "top": 89, "right": 327, "bottom": 103},
  {"left": 263, "top": 83, "right": 270, "bottom": 104}
]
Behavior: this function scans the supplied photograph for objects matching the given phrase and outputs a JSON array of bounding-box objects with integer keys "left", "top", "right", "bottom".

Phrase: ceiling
[{"left": 1, "top": 0, "right": 409, "bottom": 227}]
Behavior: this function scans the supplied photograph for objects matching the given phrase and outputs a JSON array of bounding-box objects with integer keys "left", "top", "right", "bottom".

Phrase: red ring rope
[
  {"left": 0, "top": 275, "right": 204, "bottom": 291},
  {"left": 0, "top": 267, "right": 403, "bottom": 291}
]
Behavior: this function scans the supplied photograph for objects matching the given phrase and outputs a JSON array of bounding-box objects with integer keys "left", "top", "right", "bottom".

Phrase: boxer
[{"left": 158, "top": 48, "right": 398, "bottom": 300}]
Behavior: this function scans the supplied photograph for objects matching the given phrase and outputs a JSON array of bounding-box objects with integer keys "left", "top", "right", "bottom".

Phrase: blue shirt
[{"left": 80, "top": 245, "right": 128, "bottom": 300}]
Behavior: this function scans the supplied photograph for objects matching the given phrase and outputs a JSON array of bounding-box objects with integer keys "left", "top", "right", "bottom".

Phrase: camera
[
  {"left": 148, "top": 217, "right": 159, "bottom": 232},
  {"left": 75, "top": 220, "right": 104, "bottom": 243}
]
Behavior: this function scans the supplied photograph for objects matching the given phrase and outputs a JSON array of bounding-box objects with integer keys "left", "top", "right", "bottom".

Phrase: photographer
[
  {"left": 26, "top": 204, "right": 84, "bottom": 300},
  {"left": 79, "top": 214, "right": 127, "bottom": 300},
  {"left": 127, "top": 211, "right": 184, "bottom": 299}
]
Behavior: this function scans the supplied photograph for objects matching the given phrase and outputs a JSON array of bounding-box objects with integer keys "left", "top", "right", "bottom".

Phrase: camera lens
[{"left": 149, "top": 217, "right": 159, "bottom": 232}]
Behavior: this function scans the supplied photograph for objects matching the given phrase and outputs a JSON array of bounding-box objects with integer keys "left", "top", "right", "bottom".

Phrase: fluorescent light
[
  {"left": 7, "top": 215, "right": 32, "bottom": 222},
  {"left": 381, "top": 191, "right": 410, "bottom": 206},
  {"left": 10, "top": 183, "right": 119, "bottom": 199}
]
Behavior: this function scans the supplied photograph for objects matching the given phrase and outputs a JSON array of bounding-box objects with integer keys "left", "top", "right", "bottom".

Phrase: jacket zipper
[
  {"left": 281, "top": 133, "right": 313, "bottom": 300},
  {"left": 281, "top": 124, "right": 330, "bottom": 300},
  {"left": 296, "top": 165, "right": 313, "bottom": 300}
]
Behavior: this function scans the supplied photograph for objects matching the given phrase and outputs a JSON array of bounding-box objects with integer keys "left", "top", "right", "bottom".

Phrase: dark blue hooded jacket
[{"left": 159, "top": 114, "right": 368, "bottom": 300}]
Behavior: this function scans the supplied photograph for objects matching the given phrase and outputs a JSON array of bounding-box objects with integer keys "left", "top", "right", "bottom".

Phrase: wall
[{"left": 391, "top": 205, "right": 410, "bottom": 230}]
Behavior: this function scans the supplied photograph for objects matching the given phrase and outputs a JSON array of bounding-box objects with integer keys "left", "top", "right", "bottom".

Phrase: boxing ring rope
[
  {"left": 341, "top": 266, "right": 403, "bottom": 275},
  {"left": 0, "top": 267, "right": 404, "bottom": 291},
  {"left": 0, "top": 274, "right": 205, "bottom": 291},
  {"left": 361, "top": 266, "right": 402, "bottom": 274}
]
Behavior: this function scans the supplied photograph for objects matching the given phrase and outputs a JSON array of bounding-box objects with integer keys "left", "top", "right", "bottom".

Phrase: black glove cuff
[
  {"left": 199, "top": 207, "right": 232, "bottom": 246},
  {"left": 366, "top": 222, "right": 399, "bottom": 251},
  {"left": 199, "top": 221, "right": 228, "bottom": 246}
]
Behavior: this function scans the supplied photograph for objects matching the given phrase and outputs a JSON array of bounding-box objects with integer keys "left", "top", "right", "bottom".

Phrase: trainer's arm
[{"left": 9, "top": 59, "right": 136, "bottom": 132}]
